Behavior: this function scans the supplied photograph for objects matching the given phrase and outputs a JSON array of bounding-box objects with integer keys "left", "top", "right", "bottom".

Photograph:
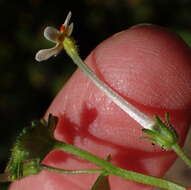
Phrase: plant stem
[
  {"left": 63, "top": 37, "right": 155, "bottom": 130},
  {"left": 172, "top": 143, "right": 191, "bottom": 168},
  {"left": 54, "top": 141, "right": 186, "bottom": 190},
  {"left": 40, "top": 165, "right": 104, "bottom": 175}
]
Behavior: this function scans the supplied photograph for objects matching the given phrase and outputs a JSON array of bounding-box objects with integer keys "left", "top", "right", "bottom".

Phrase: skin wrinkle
[
  {"left": 134, "top": 45, "right": 161, "bottom": 60},
  {"left": 132, "top": 49, "right": 190, "bottom": 105},
  {"left": 130, "top": 26, "right": 184, "bottom": 50},
  {"left": 92, "top": 30, "right": 191, "bottom": 109},
  {"left": 92, "top": 51, "right": 155, "bottom": 100},
  {"left": 93, "top": 53, "right": 163, "bottom": 108},
  {"left": 157, "top": 64, "right": 191, "bottom": 107}
]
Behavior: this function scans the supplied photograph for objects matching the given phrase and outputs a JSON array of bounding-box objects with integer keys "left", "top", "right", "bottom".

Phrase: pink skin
[{"left": 10, "top": 25, "right": 191, "bottom": 190}]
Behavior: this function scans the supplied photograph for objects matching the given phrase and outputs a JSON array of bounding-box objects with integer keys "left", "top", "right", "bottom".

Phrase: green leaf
[
  {"left": 90, "top": 174, "right": 110, "bottom": 190},
  {"left": 5, "top": 114, "right": 58, "bottom": 181}
]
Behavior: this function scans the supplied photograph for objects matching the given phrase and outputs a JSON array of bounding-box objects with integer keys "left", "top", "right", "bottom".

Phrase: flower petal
[
  {"left": 63, "top": 11, "right": 72, "bottom": 27},
  {"left": 44, "top": 26, "right": 60, "bottom": 43},
  {"left": 35, "top": 43, "right": 63, "bottom": 62},
  {"left": 68, "top": 22, "right": 74, "bottom": 36}
]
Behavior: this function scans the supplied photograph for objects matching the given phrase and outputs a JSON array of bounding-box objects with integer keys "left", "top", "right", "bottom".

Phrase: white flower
[{"left": 35, "top": 11, "right": 74, "bottom": 62}]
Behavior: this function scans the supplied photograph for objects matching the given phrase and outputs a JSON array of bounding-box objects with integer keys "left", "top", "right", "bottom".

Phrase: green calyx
[
  {"left": 142, "top": 114, "right": 178, "bottom": 150},
  {"left": 63, "top": 36, "right": 78, "bottom": 58},
  {"left": 5, "top": 114, "right": 58, "bottom": 181}
]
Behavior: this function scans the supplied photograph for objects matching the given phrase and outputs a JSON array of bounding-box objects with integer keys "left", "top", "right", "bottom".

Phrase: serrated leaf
[{"left": 90, "top": 174, "right": 110, "bottom": 190}]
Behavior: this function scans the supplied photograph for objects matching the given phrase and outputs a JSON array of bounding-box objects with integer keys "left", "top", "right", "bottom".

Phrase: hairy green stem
[
  {"left": 40, "top": 165, "right": 104, "bottom": 175},
  {"left": 63, "top": 37, "right": 155, "bottom": 130},
  {"left": 172, "top": 143, "right": 191, "bottom": 168},
  {"left": 54, "top": 141, "right": 186, "bottom": 190}
]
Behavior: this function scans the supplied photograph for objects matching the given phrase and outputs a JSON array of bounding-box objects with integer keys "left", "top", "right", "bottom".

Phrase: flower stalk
[
  {"left": 172, "top": 144, "right": 191, "bottom": 168},
  {"left": 40, "top": 165, "right": 105, "bottom": 175},
  {"left": 63, "top": 37, "right": 155, "bottom": 130},
  {"left": 52, "top": 141, "right": 186, "bottom": 190}
]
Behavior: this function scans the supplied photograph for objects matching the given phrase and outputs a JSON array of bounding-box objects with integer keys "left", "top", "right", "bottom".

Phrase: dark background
[{"left": 1, "top": 0, "right": 191, "bottom": 189}]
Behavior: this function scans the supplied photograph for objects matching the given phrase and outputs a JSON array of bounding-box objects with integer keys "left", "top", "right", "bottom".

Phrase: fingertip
[{"left": 91, "top": 24, "right": 191, "bottom": 110}]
